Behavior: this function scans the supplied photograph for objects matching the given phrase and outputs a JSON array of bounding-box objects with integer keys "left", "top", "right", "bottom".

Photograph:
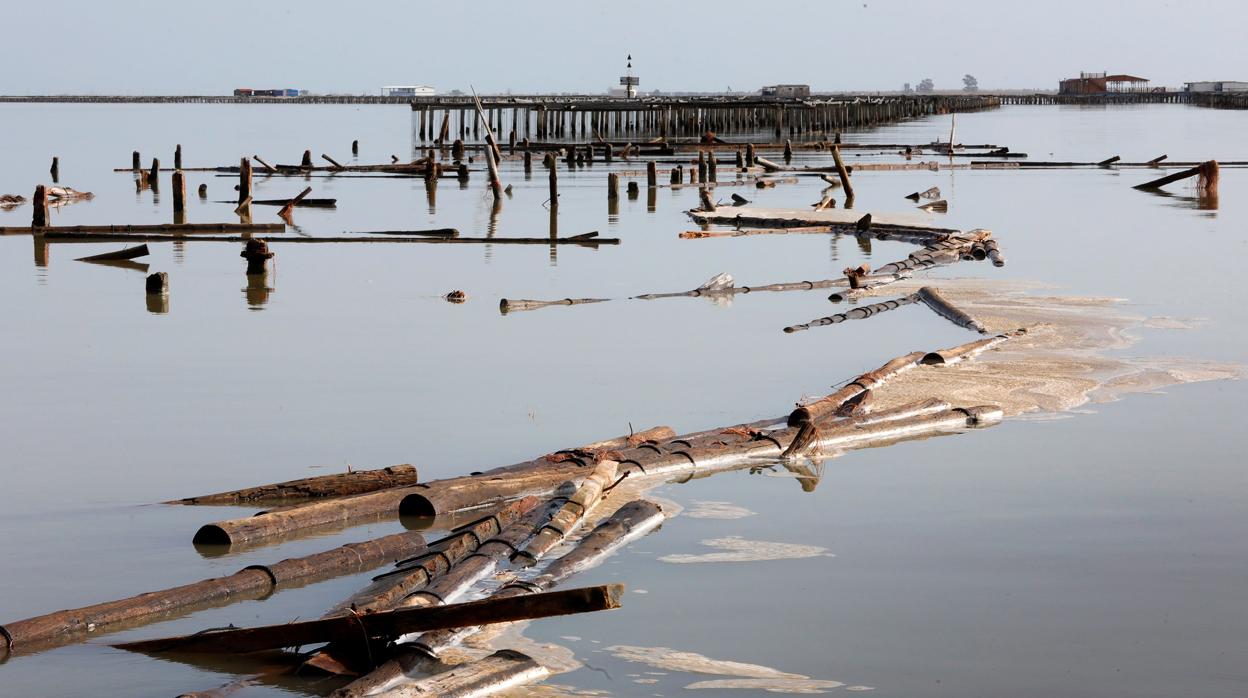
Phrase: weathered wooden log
[
  {"left": 149, "top": 158, "right": 161, "bottom": 187},
  {"left": 384, "top": 649, "right": 549, "bottom": 698},
  {"left": 171, "top": 464, "right": 420, "bottom": 505},
  {"left": 917, "top": 286, "right": 987, "bottom": 333},
  {"left": 172, "top": 171, "right": 187, "bottom": 213},
  {"left": 580, "top": 426, "right": 676, "bottom": 450},
  {"left": 826, "top": 145, "right": 853, "bottom": 198},
  {"left": 75, "top": 244, "right": 150, "bottom": 263},
  {"left": 983, "top": 238, "right": 1005, "bottom": 267},
  {"left": 277, "top": 186, "right": 312, "bottom": 219},
  {"left": 0, "top": 532, "right": 426, "bottom": 656},
  {"left": 248, "top": 197, "right": 336, "bottom": 208},
  {"left": 607, "top": 172, "right": 619, "bottom": 200},
  {"left": 346, "top": 501, "right": 665, "bottom": 696},
  {"left": 252, "top": 155, "right": 276, "bottom": 173},
  {"left": 1147, "top": 154, "right": 1168, "bottom": 166},
  {"left": 918, "top": 199, "right": 948, "bottom": 212},
  {"left": 513, "top": 459, "right": 619, "bottom": 566},
  {"left": 921, "top": 328, "right": 1026, "bottom": 365},
  {"left": 745, "top": 143, "right": 756, "bottom": 168},
  {"left": 3, "top": 223, "right": 283, "bottom": 236},
  {"left": 647, "top": 160, "right": 657, "bottom": 188},
  {"left": 42, "top": 232, "right": 618, "bottom": 245},
  {"left": 321, "top": 154, "right": 346, "bottom": 170},
  {"left": 789, "top": 351, "right": 926, "bottom": 425},
  {"left": 398, "top": 462, "right": 589, "bottom": 519},
  {"left": 754, "top": 155, "right": 785, "bottom": 172},
  {"left": 174, "top": 144, "right": 183, "bottom": 170},
  {"left": 1133, "top": 160, "right": 1216, "bottom": 190},
  {"left": 783, "top": 293, "right": 921, "bottom": 334},
  {"left": 499, "top": 297, "right": 609, "bottom": 313},
  {"left": 112, "top": 584, "right": 623, "bottom": 655}
]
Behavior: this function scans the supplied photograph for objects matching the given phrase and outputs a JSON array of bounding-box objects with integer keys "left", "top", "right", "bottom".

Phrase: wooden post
[
  {"left": 171, "top": 171, "right": 186, "bottom": 214},
  {"left": 451, "top": 139, "right": 464, "bottom": 161},
  {"left": 301, "top": 150, "right": 313, "bottom": 169},
  {"left": 697, "top": 151, "right": 707, "bottom": 181},
  {"left": 238, "top": 158, "right": 252, "bottom": 206},
  {"left": 784, "top": 139, "right": 793, "bottom": 163},
  {"left": 241, "top": 238, "right": 275, "bottom": 275},
  {"left": 607, "top": 173, "right": 619, "bottom": 200},
  {"left": 145, "top": 271, "right": 169, "bottom": 295},
  {"left": 50, "top": 157, "right": 59, "bottom": 182},
  {"left": 647, "top": 161, "right": 657, "bottom": 188},
  {"left": 745, "top": 143, "right": 756, "bottom": 169},
  {"left": 321, "top": 154, "right": 345, "bottom": 170},
  {"left": 131, "top": 151, "right": 141, "bottom": 171},
  {"left": 548, "top": 160, "right": 558, "bottom": 207},
  {"left": 627, "top": 181, "right": 639, "bottom": 198},
  {"left": 197, "top": 183, "right": 208, "bottom": 199},
  {"left": 707, "top": 151, "right": 718, "bottom": 182},
  {"left": 31, "top": 185, "right": 48, "bottom": 227},
  {"left": 351, "top": 139, "right": 359, "bottom": 155},
  {"left": 148, "top": 158, "right": 160, "bottom": 188},
  {"left": 524, "top": 150, "right": 532, "bottom": 174},
  {"left": 604, "top": 143, "right": 613, "bottom": 162},
  {"left": 698, "top": 188, "right": 715, "bottom": 212},
  {"left": 252, "top": 155, "right": 276, "bottom": 173},
  {"left": 832, "top": 145, "right": 854, "bottom": 198},
  {"left": 174, "top": 144, "right": 183, "bottom": 170},
  {"left": 670, "top": 166, "right": 682, "bottom": 184},
  {"left": 508, "top": 129, "right": 516, "bottom": 154}
]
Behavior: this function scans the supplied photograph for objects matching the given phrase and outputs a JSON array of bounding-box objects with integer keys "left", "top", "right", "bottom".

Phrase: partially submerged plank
[
  {"left": 917, "top": 286, "right": 988, "bottom": 334},
  {"left": 111, "top": 584, "right": 624, "bottom": 654},
  {"left": 170, "top": 464, "right": 420, "bottom": 506},
  {"left": 74, "top": 243, "right": 149, "bottom": 262},
  {"left": 499, "top": 297, "right": 610, "bottom": 313}
]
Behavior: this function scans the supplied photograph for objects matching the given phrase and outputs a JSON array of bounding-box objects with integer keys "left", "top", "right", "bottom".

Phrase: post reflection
[{"left": 244, "top": 271, "right": 274, "bottom": 309}]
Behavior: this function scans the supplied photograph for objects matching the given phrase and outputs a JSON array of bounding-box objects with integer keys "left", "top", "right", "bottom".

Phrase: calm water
[{"left": 0, "top": 103, "right": 1245, "bottom": 697}]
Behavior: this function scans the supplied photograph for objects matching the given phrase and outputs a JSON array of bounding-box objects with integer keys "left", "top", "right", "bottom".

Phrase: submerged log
[
  {"left": 339, "top": 501, "right": 664, "bottom": 697},
  {"left": 782, "top": 293, "right": 921, "bottom": 334},
  {"left": 384, "top": 649, "right": 550, "bottom": 698},
  {"left": 171, "top": 464, "right": 420, "bottom": 505},
  {"left": 499, "top": 297, "right": 609, "bottom": 313},
  {"left": 112, "top": 584, "right": 623, "bottom": 655},
  {"left": 789, "top": 351, "right": 927, "bottom": 425},
  {"left": 917, "top": 286, "right": 987, "bottom": 333},
  {"left": 1133, "top": 160, "right": 1218, "bottom": 191},
  {"left": 0, "top": 532, "right": 427, "bottom": 656},
  {"left": 249, "top": 197, "right": 337, "bottom": 208},
  {"left": 831, "top": 145, "right": 854, "bottom": 198},
  {"left": 74, "top": 244, "right": 150, "bottom": 263},
  {"left": 921, "top": 328, "right": 1027, "bottom": 365}
]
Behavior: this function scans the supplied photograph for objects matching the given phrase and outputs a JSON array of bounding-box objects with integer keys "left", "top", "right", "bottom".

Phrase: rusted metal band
[{"left": 240, "top": 564, "right": 280, "bottom": 591}]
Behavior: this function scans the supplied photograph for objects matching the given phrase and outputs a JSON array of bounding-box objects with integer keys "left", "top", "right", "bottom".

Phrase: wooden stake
[
  {"left": 174, "top": 144, "right": 183, "bottom": 170},
  {"left": 238, "top": 158, "right": 252, "bottom": 206},
  {"left": 607, "top": 173, "right": 620, "bottom": 200},
  {"left": 31, "top": 185, "right": 48, "bottom": 227},
  {"left": 831, "top": 145, "right": 854, "bottom": 198},
  {"left": 171, "top": 171, "right": 186, "bottom": 213}
]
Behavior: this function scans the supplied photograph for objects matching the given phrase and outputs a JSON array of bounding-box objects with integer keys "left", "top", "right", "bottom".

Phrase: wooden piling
[
  {"left": 174, "top": 144, "right": 183, "bottom": 170},
  {"left": 548, "top": 160, "right": 558, "bottom": 206},
  {"left": 149, "top": 158, "right": 160, "bottom": 188},
  {"left": 352, "top": 139, "right": 359, "bottom": 155},
  {"left": 647, "top": 161, "right": 657, "bottom": 188},
  {"left": 50, "top": 157, "right": 59, "bottom": 181},
  {"left": 197, "top": 183, "right": 207, "bottom": 199},
  {"left": 238, "top": 157, "right": 252, "bottom": 206},
  {"left": 131, "top": 151, "right": 141, "bottom": 171},
  {"left": 607, "top": 173, "right": 619, "bottom": 200},
  {"left": 31, "top": 185, "right": 48, "bottom": 228},
  {"left": 301, "top": 150, "right": 314, "bottom": 169},
  {"left": 831, "top": 145, "right": 854, "bottom": 198},
  {"left": 171, "top": 171, "right": 186, "bottom": 214},
  {"left": 145, "top": 272, "right": 169, "bottom": 295},
  {"left": 745, "top": 143, "right": 756, "bottom": 169}
]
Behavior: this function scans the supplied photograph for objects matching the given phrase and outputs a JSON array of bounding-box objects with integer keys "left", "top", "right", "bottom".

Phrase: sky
[{"left": 4, "top": 0, "right": 1244, "bottom": 95}]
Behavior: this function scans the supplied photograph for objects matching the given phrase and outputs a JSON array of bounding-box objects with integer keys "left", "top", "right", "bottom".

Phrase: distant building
[
  {"left": 1184, "top": 81, "right": 1248, "bottom": 93},
  {"left": 382, "top": 85, "right": 436, "bottom": 98},
  {"left": 1058, "top": 72, "right": 1150, "bottom": 95},
  {"left": 761, "top": 84, "right": 811, "bottom": 98}
]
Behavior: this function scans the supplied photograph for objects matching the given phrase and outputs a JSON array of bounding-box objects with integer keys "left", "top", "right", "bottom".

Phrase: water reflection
[
  {"left": 145, "top": 292, "right": 169, "bottom": 315},
  {"left": 647, "top": 186, "right": 657, "bottom": 212},
  {"left": 32, "top": 235, "right": 48, "bottom": 269},
  {"left": 425, "top": 174, "right": 437, "bottom": 213},
  {"left": 244, "top": 271, "right": 274, "bottom": 309},
  {"left": 856, "top": 234, "right": 872, "bottom": 256},
  {"left": 1140, "top": 186, "right": 1219, "bottom": 213},
  {"left": 82, "top": 259, "right": 150, "bottom": 274}
]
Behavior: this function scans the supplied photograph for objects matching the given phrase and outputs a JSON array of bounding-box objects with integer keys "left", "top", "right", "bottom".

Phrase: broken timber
[
  {"left": 499, "top": 297, "right": 610, "bottom": 313},
  {"left": 74, "top": 244, "right": 150, "bottom": 263},
  {"left": 783, "top": 293, "right": 922, "bottom": 334},
  {"left": 112, "top": 584, "right": 623, "bottom": 655},
  {"left": 381, "top": 649, "right": 550, "bottom": 698}
]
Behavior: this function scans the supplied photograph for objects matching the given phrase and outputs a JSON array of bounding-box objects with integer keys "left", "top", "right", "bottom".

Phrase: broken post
[
  {"left": 171, "top": 171, "right": 186, "bottom": 214},
  {"left": 647, "top": 161, "right": 657, "bottom": 188},
  {"left": 197, "top": 183, "right": 208, "bottom": 199},
  {"left": 352, "top": 139, "right": 359, "bottom": 155},
  {"left": 745, "top": 143, "right": 756, "bottom": 168},
  {"left": 321, "top": 154, "right": 346, "bottom": 170},
  {"left": 131, "top": 151, "right": 141, "bottom": 171},
  {"left": 241, "top": 239, "right": 274, "bottom": 275},
  {"left": 832, "top": 145, "right": 854, "bottom": 198},
  {"left": 278, "top": 186, "right": 312, "bottom": 219},
  {"left": 607, "top": 173, "right": 620, "bottom": 200},
  {"left": 174, "top": 144, "right": 183, "bottom": 170},
  {"left": 1133, "top": 160, "right": 1218, "bottom": 194},
  {"left": 301, "top": 150, "right": 314, "bottom": 169},
  {"left": 31, "top": 185, "right": 48, "bottom": 228},
  {"left": 50, "top": 157, "right": 59, "bottom": 182},
  {"left": 238, "top": 157, "right": 252, "bottom": 206},
  {"left": 145, "top": 272, "right": 169, "bottom": 295},
  {"left": 148, "top": 158, "right": 160, "bottom": 188}
]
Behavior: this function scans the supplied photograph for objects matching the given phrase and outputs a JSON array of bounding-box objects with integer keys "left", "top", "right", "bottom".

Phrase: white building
[
  {"left": 382, "top": 85, "right": 436, "bottom": 97},
  {"left": 1184, "top": 81, "right": 1248, "bottom": 93}
]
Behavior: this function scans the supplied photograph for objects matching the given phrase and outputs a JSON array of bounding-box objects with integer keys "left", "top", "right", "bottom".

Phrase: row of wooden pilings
[
  {"left": 412, "top": 95, "right": 1001, "bottom": 143},
  {"left": 997, "top": 92, "right": 1191, "bottom": 106}
]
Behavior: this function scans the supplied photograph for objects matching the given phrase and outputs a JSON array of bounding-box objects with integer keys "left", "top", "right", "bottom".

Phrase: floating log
[
  {"left": 322, "top": 154, "right": 346, "bottom": 170},
  {"left": 2, "top": 223, "right": 284, "bottom": 236},
  {"left": 341, "top": 501, "right": 664, "bottom": 697},
  {"left": 580, "top": 425, "right": 677, "bottom": 450},
  {"left": 41, "top": 232, "right": 618, "bottom": 246},
  {"left": 249, "top": 197, "right": 337, "bottom": 208},
  {"left": 74, "top": 244, "right": 150, "bottom": 263},
  {"left": 789, "top": 351, "right": 927, "bottom": 425},
  {"left": 499, "top": 297, "right": 609, "bottom": 313},
  {"left": 921, "top": 328, "right": 1027, "bottom": 366},
  {"left": 170, "top": 464, "right": 420, "bottom": 505},
  {"left": 0, "top": 532, "right": 427, "bottom": 656},
  {"left": 1098, "top": 155, "right": 1121, "bottom": 166},
  {"left": 277, "top": 186, "right": 313, "bottom": 219},
  {"left": 983, "top": 238, "right": 1005, "bottom": 267},
  {"left": 782, "top": 293, "right": 921, "bottom": 334},
  {"left": 1133, "top": 159, "right": 1218, "bottom": 192},
  {"left": 253, "top": 155, "right": 276, "bottom": 173},
  {"left": 917, "top": 286, "right": 987, "bottom": 333},
  {"left": 364, "top": 228, "right": 459, "bottom": 238},
  {"left": 112, "top": 584, "right": 623, "bottom": 655},
  {"left": 513, "top": 459, "right": 619, "bottom": 566}
]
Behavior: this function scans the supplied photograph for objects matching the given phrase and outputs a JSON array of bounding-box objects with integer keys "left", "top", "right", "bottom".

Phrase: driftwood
[
  {"left": 983, "top": 238, "right": 1005, "bottom": 267},
  {"left": 384, "top": 649, "right": 550, "bottom": 698},
  {"left": 917, "top": 286, "right": 987, "bottom": 333},
  {"left": 42, "top": 232, "right": 619, "bottom": 246},
  {"left": 1, "top": 223, "right": 285, "bottom": 236},
  {"left": 170, "top": 464, "right": 420, "bottom": 505},
  {"left": 74, "top": 244, "right": 150, "bottom": 262},
  {"left": 499, "top": 297, "right": 609, "bottom": 313},
  {"left": 782, "top": 293, "right": 921, "bottom": 334},
  {"left": 789, "top": 351, "right": 927, "bottom": 425},
  {"left": 0, "top": 532, "right": 427, "bottom": 656},
  {"left": 338, "top": 501, "right": 664, "bottom": 697},
  {"left": 921, "top": 328, "right": 1026, "bottom": 365},
  {"left": 112, "top": 584, "right": 623, "bottom": 655}
]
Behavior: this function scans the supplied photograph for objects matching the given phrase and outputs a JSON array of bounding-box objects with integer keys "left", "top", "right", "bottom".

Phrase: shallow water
[{"left": 1, "top": 103, "right": 1245, "bottom": 697}]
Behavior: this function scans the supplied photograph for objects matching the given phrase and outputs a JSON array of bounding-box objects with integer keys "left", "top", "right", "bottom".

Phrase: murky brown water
[{"left": 1, "top": 103, "right": 1246, "bottom": 697}]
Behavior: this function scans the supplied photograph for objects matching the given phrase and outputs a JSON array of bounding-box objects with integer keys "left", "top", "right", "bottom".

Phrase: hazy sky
[{"left": 6, "top": 0, "right": 1244, "bottom": 94}]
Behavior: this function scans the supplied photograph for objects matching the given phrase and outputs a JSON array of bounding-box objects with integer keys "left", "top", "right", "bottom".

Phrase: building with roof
[
  {"left": 382, "top": 85, "right": 436, "bottom": 98},
  {"left": 1058, "top": 72, "right": 1150, "bottom": 95}
]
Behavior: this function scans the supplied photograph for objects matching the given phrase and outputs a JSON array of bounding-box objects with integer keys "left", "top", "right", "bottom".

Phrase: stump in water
[
  {"left": 146, "top": 272, "right": 169, "bottom": 295},
  {"left": 241, "top": 239, "right": 274, "bottom": 275},
  {"left": 174, "top": 144, "right": 182, "bottom": 170},
  {"left": 607, "top": 173, "right": 620, "bottom": 200},
  {"left": 197, "top": 183, "right": 208, "bottom": 199},
  {"left": 50, "top": 157, "right": 59, "bottom": 182},
  {"left": 171, "top": 171, "right": 186, "bottom": 214},
  {"left": 31, "top": 185, "right": 48, "bottom": 227},
  {"left": 301, "top": 150, "right": 314, "bottom": 169}
]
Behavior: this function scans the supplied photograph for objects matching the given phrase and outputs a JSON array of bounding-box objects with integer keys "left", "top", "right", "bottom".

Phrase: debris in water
[{"left": 658, "top": 536, "right": 828, "bottom": 564}]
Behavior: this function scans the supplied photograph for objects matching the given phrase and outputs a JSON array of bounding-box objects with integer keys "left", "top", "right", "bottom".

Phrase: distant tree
[
  {"left": 962, "top": 74, "right": 979, "bottom": 92},
  {"left": 917, "top": 78, "right": 934, "bottom": 93},
  {"left": 902, "top": 82, "right": 913, "bottom": 93}
]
